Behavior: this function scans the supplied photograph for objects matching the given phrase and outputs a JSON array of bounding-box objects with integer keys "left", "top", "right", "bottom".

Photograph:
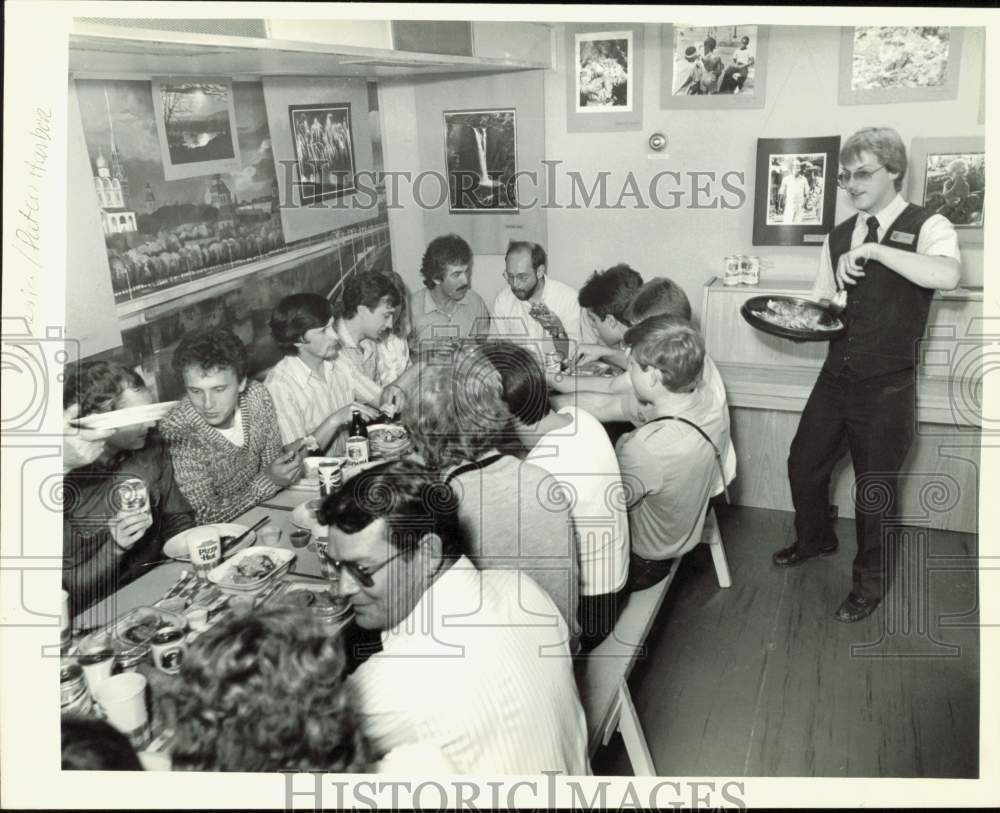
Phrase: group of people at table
[{"left": 61, "top": 126, "right": 961, "bottom": 775}]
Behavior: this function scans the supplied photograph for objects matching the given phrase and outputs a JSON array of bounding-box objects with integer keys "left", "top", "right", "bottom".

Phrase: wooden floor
[{"left": 592, "top": 504, "right": 980, "bottom": 778}]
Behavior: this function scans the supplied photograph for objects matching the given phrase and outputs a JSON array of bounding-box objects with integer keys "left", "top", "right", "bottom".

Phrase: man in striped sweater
[{"left": 160, "top": 327, "right": 304, "bottom": 524}]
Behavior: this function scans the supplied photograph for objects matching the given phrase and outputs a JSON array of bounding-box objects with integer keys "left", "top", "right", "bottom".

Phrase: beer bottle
[{"left": 346, "top": 409, "right": 370, "bottom": 463}]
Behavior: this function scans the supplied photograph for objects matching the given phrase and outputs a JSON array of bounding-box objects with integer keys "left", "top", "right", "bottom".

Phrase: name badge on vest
[{"left": 889, "top": 230, "right": 916, "bottom": 246}]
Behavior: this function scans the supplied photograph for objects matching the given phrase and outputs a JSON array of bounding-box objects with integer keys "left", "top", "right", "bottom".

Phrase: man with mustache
[
  {"left": 775, "top": 127, "right": 962, "bottom": 623},
  {"left": 409, "top": 234, "right": 491, "bottom": 351}
]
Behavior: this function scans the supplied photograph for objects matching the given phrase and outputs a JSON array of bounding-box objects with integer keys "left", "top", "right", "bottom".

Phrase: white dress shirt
[
  {"left": 492, "top": 277, "right": 599, "bottom": 360},
  {"left": 811, "top": 193, "right": 962, "bottom": 301},
  {"left": 349, "top": 556, "right": 590, "bottom": 775}
]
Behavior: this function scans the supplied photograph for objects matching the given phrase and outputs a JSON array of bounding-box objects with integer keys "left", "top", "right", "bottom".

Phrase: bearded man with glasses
[{"left": 773, "top": 127, "right": 962, "bottom": 623}]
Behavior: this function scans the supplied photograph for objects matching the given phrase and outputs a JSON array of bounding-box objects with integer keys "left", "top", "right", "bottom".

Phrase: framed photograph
[
  {"left": 838, "top": 26, "right": 964, "bottom": 105},
  {"left": 565, "top": 24, "right": 643, "bottom": 132},
  {"left": 753, "top": 136, "right": 841, "bottom": 247},
  {"left": 151, "top": 77, "right": 241, "bottom": 181},
  {"left": 287, "top": 103, "right": 357, "bottom": 205},
  {"left": 909, "top": 137, "right": 985, "bottom": 245},
  {"left": 660, "top": 24, "right": 769, "bottom": 110},
  {"left": 444, "top": 108, "right": 518, "bottom": 213}
]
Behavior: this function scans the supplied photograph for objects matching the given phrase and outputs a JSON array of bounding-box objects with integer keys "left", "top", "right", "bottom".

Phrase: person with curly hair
[
  {"left": 160, "top": 327, "right": 303, "bottom": 524},
  {"left": 155, "top": 607, "right": 369, "bottom": 772},
  {"left": 63, "top": 360, "right": 195, "bottom": 617},
  {"left": 400, "top": 349, "right": 579, "bottom": 635}
]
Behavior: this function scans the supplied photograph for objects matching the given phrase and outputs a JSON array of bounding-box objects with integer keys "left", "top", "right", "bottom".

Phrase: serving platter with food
[
  {"left": 207, "top": 547, "right": 295, "bottom": 592},
  {"left": 162, "top": 523, "right": 256, "bottom": 562},
  {"left": 740, "top": 295, "right": 846, "bottom": 341},
  {"left": 75, "top": 605, "right": 188, "bottom": 667},
  {"left": 367, "top": 423, "right": 412, "bottom": 459}
]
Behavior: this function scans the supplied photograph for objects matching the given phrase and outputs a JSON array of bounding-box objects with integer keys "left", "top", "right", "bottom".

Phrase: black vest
[{"left": 823, "top": 203, "right": 936, "bottom": 380}]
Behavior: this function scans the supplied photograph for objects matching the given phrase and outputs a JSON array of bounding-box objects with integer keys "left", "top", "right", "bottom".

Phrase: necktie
[{"left": 864, "top": 215, "right": 880, "bottom": 244}]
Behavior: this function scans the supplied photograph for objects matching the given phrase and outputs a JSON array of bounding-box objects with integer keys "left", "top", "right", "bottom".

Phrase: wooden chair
[{"left": 577, "top": 504, "right": 731, "bottom": 775}]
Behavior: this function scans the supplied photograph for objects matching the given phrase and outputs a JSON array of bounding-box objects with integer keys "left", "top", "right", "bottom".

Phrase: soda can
[
  {"left": 111, "top": 478, "right": 152, "bottom": 524},
  {"left": 742, "top": 255, "right": 760, "bottom": 286},
  {"left": 544, "top": 352, "right": 563, "bottom": 374},
  {"left": 346, "top": 437, "right": 369, "bottom": 463},
  {"left": 151, "top": 626, "right": 187, "bottom": 675},
  {"left": 723, "top": 255, "right": 742, "bottom": 286},
  {"left": 318, "top": 460, "right": 343, "bottom": 498}
]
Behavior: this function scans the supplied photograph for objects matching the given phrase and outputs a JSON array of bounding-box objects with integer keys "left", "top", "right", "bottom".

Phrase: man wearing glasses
[
  {"left": 318, "top": 459, "right": 589, "bottom": 775},
  {"left": 491, "top": 240, "right": 599, "bottom": 362},
  {"left": 774, "top": 127, "right": 962, "bottom": 623}
]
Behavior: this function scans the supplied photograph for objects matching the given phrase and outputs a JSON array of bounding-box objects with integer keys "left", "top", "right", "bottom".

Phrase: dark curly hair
[
  {"left": 63, "top": 360, "right": 147, "bottom": 416},
  {"left": 154, "top": 607, "right": 369, "bottom": 773},
  {"left": 577, "top": 263, "right": 644, "bottom": 323},
  {"left": 420, "top": 234, "right": 472, "bottom": 289},
  {"left": 171, "top": 327, "right": 249, "bottom": 382},
  {"left": 340, "top": 271, "right": 401, "bottom": 320},
  {"left": 269, "top": 293, "right": 333, "bottom": 356}
]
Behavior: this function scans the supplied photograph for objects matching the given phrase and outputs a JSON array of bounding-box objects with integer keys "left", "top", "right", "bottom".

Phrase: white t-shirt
[
  {"left": 491, "top": 277, "right": 599, "bottom": 360},
  {"left": 526, "top": 406, "right": 630, "bottom": 596},
  {"left": 214, "top": 406, "right": 245, "bottom": 447}
]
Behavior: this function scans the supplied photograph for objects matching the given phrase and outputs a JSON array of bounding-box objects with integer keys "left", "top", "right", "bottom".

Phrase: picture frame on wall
[
  {"left": 660, "top": 24, "right": 769, "bottom": 110},
  {"left": 908, "top": 136, "right": 985, "bottom": 245},
  {"left": 753, "top": 136, "right": 841, "bottom": 247},
  {"left": 151, "top": 77, "right": 241, "bottom": 181},
  {"left": 838, "top": 26, "right": 964, "bottom": 105},
  {"left": 444, "top": 108, "right": 518, "bottom": 214},
  {"left": 565, "top": 23, "right": 644, "bottom": 133},
  {"left": 287, "top": 103, "right": 358, "bottom": 205}
]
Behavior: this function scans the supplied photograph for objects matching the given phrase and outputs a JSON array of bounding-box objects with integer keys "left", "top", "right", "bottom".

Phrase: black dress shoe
[
  {"left": 834, "top": 593, "right": 880, "bottom": 623},
  {"left": 772, "top": 541, "right": 838, "bottom": 567}
]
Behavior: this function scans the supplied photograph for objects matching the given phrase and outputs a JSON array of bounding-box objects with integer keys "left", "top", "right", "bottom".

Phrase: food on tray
[
  {"left": 368, "top": 424, "right": 411, "bottom": 457},
  {"left": 121, "top": 620, "right": 161, "bottom": 645},
  {"left": 232, "top": 553, "right": 278, "bottom": 584},
  {"left": 753, "top": 299, "right": 842, "bottom": 332}
]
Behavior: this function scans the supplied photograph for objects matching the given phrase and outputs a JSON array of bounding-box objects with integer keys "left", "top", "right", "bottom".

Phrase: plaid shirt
[{"left": 160, "top": 381, "right": 282, "bottom": 524}]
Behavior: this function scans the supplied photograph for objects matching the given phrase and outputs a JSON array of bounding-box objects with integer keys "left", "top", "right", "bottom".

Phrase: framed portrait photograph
[
  {"left": 908, "top": 136, "right": 985, "bottom": 245},
  {"left": 444, "top": 108, "right": 518, "bottom": 213},
  {"left": 565, "top": 24, "right": 643, "bottom": 132},
  {"left": 838, "top": 26, "right": 964, "bottom": 105},
  {"left": 287, "top": 103, "right": 357, "bottom": 205},
  {"left": 660, "top": 24, "right": 769, "bottom": 110},
  {"left": 753, "top": 136, "right": 841, "bottom": 247},
  {"left": 151, "top": 77, "right": 241, "bottom": 181}
]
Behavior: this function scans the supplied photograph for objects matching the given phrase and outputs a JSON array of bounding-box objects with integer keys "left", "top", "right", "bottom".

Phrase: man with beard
[
  {"left": 491, "top": 240, "right": 598, "bottom": 362},
  {"left": 265, "top": 293, "right": 381, "bottom": 456},
  {"left": 409, "top": 234, "right": 491, "bottom": 351}
]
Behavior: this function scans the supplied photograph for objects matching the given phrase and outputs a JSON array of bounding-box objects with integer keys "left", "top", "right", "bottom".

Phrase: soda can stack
[{"left": 723, "top": 255, "right": 742, "bottom": 286}]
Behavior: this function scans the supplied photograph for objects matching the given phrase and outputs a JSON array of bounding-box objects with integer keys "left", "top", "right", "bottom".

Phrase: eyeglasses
[
  {"left": 317, "top": 547, "right": 409, "bottom": 588},
  {"left": 502, "top": 271, "right": 536, "bottom": 285},
  {"left": 837, "top": 165, "right": 887, "bottom": 188}
]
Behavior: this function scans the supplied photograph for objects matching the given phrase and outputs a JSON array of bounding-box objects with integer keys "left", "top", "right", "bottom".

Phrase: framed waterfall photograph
[{"left": 444, "top": 108, "right": 518, "bottom": 213}]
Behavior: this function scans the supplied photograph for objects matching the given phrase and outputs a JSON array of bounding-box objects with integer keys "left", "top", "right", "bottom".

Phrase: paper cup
[
  {"left": 78, "top": 648, "right": 115, "bottom": 693},
  {"left": 185, "top": 527, "right": 222, "bottom": 582},
  {"left": 59, "top": 589, "right": 70, "bottom": 650},
  {"left": 259, "top": 527, "right": 282, "bottom": 547},
  {"left": 93, "top": 673, "right": 149, "bottom": 748}
]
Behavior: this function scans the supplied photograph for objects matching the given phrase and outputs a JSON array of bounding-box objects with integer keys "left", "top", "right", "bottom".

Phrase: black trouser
[
  {"left": 787, "top": 367, "right": 915, "bottom": 601},
  {"left": 577, "top": 589, "right": 625, "bottom": 653}
]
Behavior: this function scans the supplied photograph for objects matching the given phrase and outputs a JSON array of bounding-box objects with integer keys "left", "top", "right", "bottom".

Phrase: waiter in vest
[{"left": 773, "top": 127, "right": 961, "bottom": 622}]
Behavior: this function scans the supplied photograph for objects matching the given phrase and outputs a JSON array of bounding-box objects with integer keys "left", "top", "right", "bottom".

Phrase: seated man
[
  {"left": 333, "top": 271, "right": 406, "bottom": 389},
  {"left": 318, "top": 460, "right": 590, "bottom": 775},
  {"left": 481, "top": 342, "right": 629, "bottom": 653},
  {"left": 401, "top": 349, "right": 579, "bottom": 638},
  {"left": 615, "top": 316, "right": 730, "bottom": 590},
  {"left": 63, "top": 361, "right": 195, "bottom": 617},
  {"left": 160, "top": 327, "right": 303, "bottom": 524},
  {"left": 410, "top": 234, "right": 491, "bottom": 351},
  {"left": 572, "top": 263, "right": 644, "bottom": 372},
  {"left": 492, "top": 240, "right": 598, "bottom": 363},
  {"left": 265, "top": 293, "right": 381, "bottom": 455}
]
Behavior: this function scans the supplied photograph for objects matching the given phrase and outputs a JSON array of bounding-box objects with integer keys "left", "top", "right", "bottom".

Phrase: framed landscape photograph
[
  {"left": 838, "top": 26, "right": 964, "bottom": 105},
  {"left": 753, "top": 136, "right": 841, "bottom": 247},
  {"left": 565, "top": 24, "right": 643, "bottom": 132},
  {"left": 444, "top": 108, "right": 518, "bottom": 213},
  {"left": 287, "top": 103, "right": 357, "bottom": 205},
  {"left": 660, "top": 24, "right": 769, "bottom": 110},
  {"left": 151, "top": 77, "right": 241, "bottom": 181},
  {"left": 909, "top": 136, "right": 985, "bottom": 245}
]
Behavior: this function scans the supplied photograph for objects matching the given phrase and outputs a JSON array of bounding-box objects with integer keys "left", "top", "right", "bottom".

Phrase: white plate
[
  {"left": 163, "top": 523, "right": 256, "bottom": 562},
  {"left": 207, "top": 546, "right": 295, "bottom": 592},
  {"left": 75, "top": 401, "right": 178, "bottom": 431},
  {"left": 291, "top": 498, "right": 324, "bottom": 530}
]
